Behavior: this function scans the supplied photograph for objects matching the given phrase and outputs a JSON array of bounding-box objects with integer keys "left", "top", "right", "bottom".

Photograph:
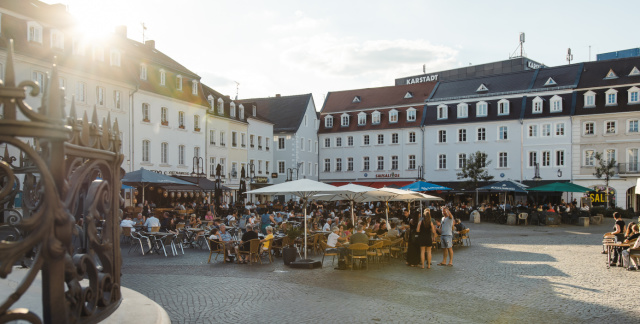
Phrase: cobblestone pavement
[{"left": 120, "top": 218, "right": 640, "bottom": 323}]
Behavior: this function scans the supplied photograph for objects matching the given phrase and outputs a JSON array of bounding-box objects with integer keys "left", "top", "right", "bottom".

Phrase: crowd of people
[{"left": 605, "top": 212, "right": 639, "bottom": 271}]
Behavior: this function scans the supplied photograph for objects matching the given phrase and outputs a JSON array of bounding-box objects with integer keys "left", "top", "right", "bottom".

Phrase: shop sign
[
  {"left": 405, "top": 74, "right": 439, "bottom": 85},
  {"left": 255, "top": 176, "right": 269, "bottom": 183},
  {"left": 376, "top": 172, "right": 400, "bottom": 178},
  {"left": 271, "top": 173, "right": 278, "bottom": 178}
]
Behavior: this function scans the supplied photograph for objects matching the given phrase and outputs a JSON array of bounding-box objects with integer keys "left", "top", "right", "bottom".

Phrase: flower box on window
[
  {"left": 178, "top": 125, "right": 185, "bottom": 129},
  {"left": 194, "top": 128, "right": 201, "bottom": 132},
  {"left": 143, "top": 118, "right": 150, "bottom": 123},
  {"left": 161, "top": 121, "right": 169, "bottom": 126}
]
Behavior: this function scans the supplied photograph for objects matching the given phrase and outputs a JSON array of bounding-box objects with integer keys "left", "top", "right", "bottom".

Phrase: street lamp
[
  {"left": 191, "top": 156, "right": 205, "bottom": 183},
  {"left": 247, "top": 162, "right": 255, "bottom": 203},
  {"left": 417, "top": 166, "right": 424, "bottom": 180},
  {"left": 214, "top": 164, "right": 222, "bottom": 216},
  {"left": 533, "top": 162, "right": 542, "bottom": 205}
]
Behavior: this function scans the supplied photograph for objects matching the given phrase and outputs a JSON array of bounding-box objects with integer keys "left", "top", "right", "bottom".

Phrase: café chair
[
  {"left": 207, "top": 238, "right": 224, "bottom": 263},
  {"left": 238, "top": 239, "right": 262, "bottom": 265},
  {"left": 319, "top": 240, "right": 338, "bottom": 266},
  {"left": 348, "top": 243, "right": 369, "bottom": 270}
]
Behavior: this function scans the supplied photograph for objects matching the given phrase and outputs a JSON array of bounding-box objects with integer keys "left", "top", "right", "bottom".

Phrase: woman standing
[
  {"left": 417, "top": 210, "right": 436, "bottom": 269},
  {"left": 406, "top": 214, "right": 421, "bottom": 267}
]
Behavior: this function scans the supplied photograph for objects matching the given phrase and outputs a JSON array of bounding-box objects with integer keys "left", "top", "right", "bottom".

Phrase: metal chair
[
  {"left": 128, "top": 232, "right": 150, "bottom": 255},
  {"left": 159, "top": 234, "right": 177, "bottom": 257},
  {"left": 173, "top": 232, "right": 186, "bottom": 254},
  {"left": 120, "top": 226, "right": 133, "bottom": 245}
]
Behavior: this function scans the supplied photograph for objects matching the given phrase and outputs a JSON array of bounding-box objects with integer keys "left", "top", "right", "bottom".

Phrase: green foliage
[
  {"left": 592, "top": 152, "right": 617, "bottom": 208},
  {"left": 457, "top": 151, "right": 494, "bottom": 189},
  {"left": 285, "top": 226, "right": 302, "bottom": 247}
]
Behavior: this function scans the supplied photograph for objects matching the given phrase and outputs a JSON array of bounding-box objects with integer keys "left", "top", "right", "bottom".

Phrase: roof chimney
[
  {"left": 145, "top": 40, "right": 155, "bottom": 49},
  {"left": 275, "top": 94, "right": 281, "bottom": 97},
  {"left": 115, "top": 25, "right": 127, "bottom": 38}
]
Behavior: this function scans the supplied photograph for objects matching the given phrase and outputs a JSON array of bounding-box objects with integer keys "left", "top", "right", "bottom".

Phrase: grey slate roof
[
  {"left": 238, "top": 94, "right": 312, "bottom": 133},
  {"left": 429, "top": 70, "right": 535, "bottom": 100}
]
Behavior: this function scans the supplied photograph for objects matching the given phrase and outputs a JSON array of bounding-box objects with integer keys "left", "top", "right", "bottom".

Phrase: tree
[
  {"left": 593, "top": 152, "right": 617, "bottom": 208},
  {"left": 457, "top": 151, "right": 494, "bottom": 205}
]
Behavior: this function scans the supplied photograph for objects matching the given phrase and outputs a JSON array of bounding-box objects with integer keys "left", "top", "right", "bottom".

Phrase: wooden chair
[
  {"left": 367, "top": 241, "right": 383, "bottom": 266},
  {"left": 260, "top": 239, "right": 274, "bottom": 264},
  {"left": 207, "top": 239, "right": 224, "bottom": 263},
  {"left": 238, "top": 239, "right": 262, "bottom": 265},
  {"left": 389, "top": 237, "right": 404, "bottom": 259},
  {"left": 348, "top": 243, "right": 369, "bottom": 270},
  {"left": 319, "top": 240, "right": 338, "bottom": 266},
  {"left": 150, "top": 226, "right": 160, "bottom": 232},
  {"left": 459, "top": 229, "right": 471, "bottom": 246},
  {"left": 120, "top": 226, "right": 132, "bottom": 244},
  {"left": 379, "top": 240, "right": 392, "bottom": 262},
  {"left": 175, "top": 223, "right": 185, "bottom": 230}
]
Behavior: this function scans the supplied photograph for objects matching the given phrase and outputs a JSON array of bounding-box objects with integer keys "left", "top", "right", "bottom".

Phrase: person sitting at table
[
  {"left": 235, "top": 224, "right": 259, "bottom": 264},
  {"left": 454, "top": 218, "right": 467, "bottom": 232},
  {"left": 120, "top": 216, "right": 136, "bottom": 232},
  {"left": 143, "top": 212, "right": 161, "bottom": 232},
  {"left": 273, "top": 213, "right": 283, "bottom": 224},
  {"left": 278, "top": 221, "right": 288, "bottom": 235},
  {"left": 387, "top": 222, "right": 399, "bottom": 238},
  {"left": 610, "top": 212, "right": 626, "bottom": 267},
  {"left": 621, "top": 231, "right": 640, "bottom": 270},
  {"left": 323, "top": 218, "right": 332, "bottom": 232},
  {"left": 226, "top": 211, "right": 237, "bottom": 226},
  {"left": 350, "top": 225, "right": 369, "bottom": 245},
  {"left": 189, "top": 214, "right": 202, "bottom": 228},
  {"left": 376, "top": 220, "right": 388, "bottom": 236},
  {"left": 260, "top": 210, "right": 275, "bottom": 234},
  {"left": 134, "top": 213, "right": 146, "bottom": 226},
  {"left": 261, "top": 226, "right": 274, "bottom": 253},
  {"left": 208, "top": 228, "right": 220, "bottom": 241},
  {"left": 161, "top": 212, "right": 174, "bottom": 232},
  {"left": 218, "top": 224, "right": 235, "bottom": 262},
  {"left": 204, "top": 210, "right": 214, "bottom": 222}
]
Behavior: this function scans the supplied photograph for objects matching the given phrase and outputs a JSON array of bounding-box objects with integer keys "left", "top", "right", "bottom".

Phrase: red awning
[{"left": 328, "top": 181, "right": 414, "bottom": 189}]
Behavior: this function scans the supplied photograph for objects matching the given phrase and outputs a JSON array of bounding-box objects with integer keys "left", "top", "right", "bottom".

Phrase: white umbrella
[
  {"left": 246, "top": 179, "right": 343, "bottom": 260},
  {"left": 360, "top": 187, "right": 424, "bottom": 229},
  {"left": 313, "top": 183, "right": 376, "bottom": 226},
  {"left": 391, "top": 192, "right": 443, "bottom": 217}
]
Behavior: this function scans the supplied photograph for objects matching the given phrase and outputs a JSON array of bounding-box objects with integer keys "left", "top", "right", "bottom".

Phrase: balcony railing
[{"left": 618, "top": 162, "right": 640, "bottom": 174}]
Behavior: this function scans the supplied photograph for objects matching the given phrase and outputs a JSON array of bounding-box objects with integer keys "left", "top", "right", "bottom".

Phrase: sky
[{"left": 44, "top": 0, "right": 640, "bottom": 110}]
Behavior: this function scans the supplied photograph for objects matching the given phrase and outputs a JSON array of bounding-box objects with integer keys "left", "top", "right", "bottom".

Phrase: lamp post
[
  {"left": 417, "top": 165, "right": 424, "bottom": 180},
  {"left": 533, "top": 162, "right": 542, "bottom": 205},
  {"left": 248, "top": 162, "right": 255, "bottom": 203},
  {"left": 213, "top": 164, "right": 221, "bottom": 216},
  {"left": 192, "top": 156, "right": 205, "bottom": 205}
]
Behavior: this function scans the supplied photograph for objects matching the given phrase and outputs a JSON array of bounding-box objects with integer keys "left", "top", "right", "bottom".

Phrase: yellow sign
[{"left": 589, "top": 192, "right": 607, "bottom": 203}]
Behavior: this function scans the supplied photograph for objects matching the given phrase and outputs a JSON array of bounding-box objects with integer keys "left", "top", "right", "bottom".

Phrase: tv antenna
[
  {"left": 234, "top": 81, "right": 240, "bottom": 100},
  {"left": 566, "top": 48, "right": 573, "bottom": 64},
  {"left": 510, "top": 32, "right": 526, "bottom": 58},
  {"left": 141, "top": 22, "right": 147, "bottom": 42}
]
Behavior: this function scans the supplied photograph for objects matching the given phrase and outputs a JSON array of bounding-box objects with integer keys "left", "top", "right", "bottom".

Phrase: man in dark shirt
[{"left": 235, "top": 224, "right": 259, "bottom": 263}]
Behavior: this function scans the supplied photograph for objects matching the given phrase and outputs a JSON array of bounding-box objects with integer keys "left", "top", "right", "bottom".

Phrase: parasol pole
[
  {"left": 351, "top": 199, "right": 355, "bottom": 227},
  {"left": 303, "top": 195, "right": 308, "bottom": 260},
  {"left": 386, "top": 201, "right": 390, "bottom": 230}
]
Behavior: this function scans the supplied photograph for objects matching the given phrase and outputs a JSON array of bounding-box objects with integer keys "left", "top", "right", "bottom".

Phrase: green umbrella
[{"left": 527, "top": 182, "right": 592, "bottom": 193}]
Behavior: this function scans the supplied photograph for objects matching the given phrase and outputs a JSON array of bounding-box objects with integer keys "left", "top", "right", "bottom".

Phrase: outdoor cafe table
[
  {"left": 605, "top": 241, "right": 631, "bottom": 268},
  {"left": 142, "top": 232, "right": 173, "bottom": 254}
]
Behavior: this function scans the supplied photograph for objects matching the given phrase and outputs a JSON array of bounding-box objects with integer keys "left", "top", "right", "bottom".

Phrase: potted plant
[
  {"left": 283, "top": 226, "right": 301, "bottom": 265},
  {"left": 161, "top": 121, "right": 169, "bottom": 126}
]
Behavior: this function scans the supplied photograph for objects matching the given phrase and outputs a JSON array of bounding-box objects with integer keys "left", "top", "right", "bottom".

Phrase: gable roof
[
  {"left": 429, "top": 70, "right": 535, "bottom": 100},
  {"left": 238, "top": 94, "right": 312, "bottom": 133},
  {"left": 578, "top": 57, "right": 640, "bottom": 88},
  {"left": 320, "top": 83, "right": 436, "bottom": 114}
]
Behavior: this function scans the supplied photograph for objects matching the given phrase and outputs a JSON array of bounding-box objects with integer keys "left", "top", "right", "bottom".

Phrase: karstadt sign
[{"left": 405, "top": 74, "right": 439, "bottom": 85}]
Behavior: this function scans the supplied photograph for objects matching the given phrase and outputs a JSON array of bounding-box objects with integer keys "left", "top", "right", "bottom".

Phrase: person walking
[
  {"left": 417, "top": 209, "right": 436, "bottom": 269},
  {"left": 438, "top": 207, "right": 455, "bottom": 267}
]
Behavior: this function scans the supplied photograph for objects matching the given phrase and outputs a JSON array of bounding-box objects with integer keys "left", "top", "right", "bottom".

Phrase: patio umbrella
[
  {"left": 313, "top": 183, "right": 376, "bottom": 226},
  {"left": 360, "top": 187, "right": 424, "bottom": 229},
  {"left": 400, "top": 181, "right": 452, "bottom": 191},
  {"left": 476, "top": 180, "right": 527, "bottom": 209},
  {"left": 527, "top": 182, "right": 592, "bottom": 193},
  {"left": 121, "top": 168, "right": 193, "bottom": 202},
  {"left": 246, "top": 179, "right": 344, "bottom": 260}
]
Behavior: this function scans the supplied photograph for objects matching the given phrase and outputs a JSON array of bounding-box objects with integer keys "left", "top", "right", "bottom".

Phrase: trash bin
[{"left": 506, "top": 213, "right": 516, "bottom": 225}]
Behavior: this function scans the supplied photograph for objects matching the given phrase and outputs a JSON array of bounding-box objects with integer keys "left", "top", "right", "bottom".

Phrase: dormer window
[
  {"left": 192, "top": 80, "right": 198, "bottom": 95},
  {"left": 160, "top": 69, "right": 166, "bottom": 85},
  {"left": 476, "top": 101, "right": 488, "bottom": 117},
  {"left": 140, "top": 64, "right": 147, "bottom": 80},
  {"left": 50, "top": 29, "right": 64, "bottom": 49},
  {"left": 230, "top": 102, "right": 236, "bottom": 117},
  {"left": 110, "top": 50, "right": 121, "bottom": 67},
  {"left": 457, "top": 103, "right": 468, "bottom": 118},
  {"left": 253, "top": 106, "right": 256, "bottom": 116},
  {"left": 217, "top": 98, "right": 224, "bottom": 114},
  {"left": 404, "top": 92, "right": 413, "bottom": 99},
  {"left": 437, "top": 104, "right": 448, "bottom": 120},
  {"left": 628, "top": 86, "right": 640, "bottom": 104},
  {"left": 532, "top": 96, "right": 543, "bottom": 113},
  {"left": 604, "top": 69, "right": 618, "bottom": 80},
  {"left": 550, "top": 95, "right": 562, "bottom": 112},
  {"left": 389, "top": 109, "right": 398, "bottom": 123},
  {"left": 27, "top": 21, "right": 43, "bottom": 43},
  {"left": 352, "top": 96, "right": 361, "bottom": 103},
  {"left": 239, "top": 105, "right": 244, "bottom": 119},
  {"left": 605, "top": 88, "right": 618, "bottom": 106},
  {"left": 372, "top": 111, "right": 381, "bottom": 124},
  {"left": 476, "top": 83, "right": 489, "bottom": 92},
  {"left": 325, "top": 115, "right": 334, "bottom": 128},
  {"left": 176, "top": 75, "right": 183, "bottom": 90},
  {"left": 629, "top": 66, "right": 640, "bottom": 76},
  {"left": 407, "top": 108, "right": 417, "bottom": 121},
  {"left": 207, "top": 95, "right": 214, "bottom": 110},
  {"left": 497, "top": 99, "right": 509, "bottom": 115},
  {"left": 358, "top": 112, "right": 366, "bottom": 125},
  {"left": 584, "top": 90, "right": 596, "bottom": 108},
  {"left": 341, "top": 113, "right": 350, "bottom": 126},
  {"left": 543, "top": 77, "right": 557, "bottom": 87}
]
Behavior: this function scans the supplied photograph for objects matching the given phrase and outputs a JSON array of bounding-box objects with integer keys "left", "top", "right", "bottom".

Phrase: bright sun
[{"left": 42, "top": 0, "right": 123, "bottom": 40}]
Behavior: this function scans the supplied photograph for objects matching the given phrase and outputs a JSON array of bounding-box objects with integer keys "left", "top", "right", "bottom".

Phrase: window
[
  {"left": 341, "top": 113, "right": 349, "bottom": 126},
  {"left": 96, "top": 86, "right": 105, "bottom": 106},
  {"left": 194, "top": 115, "right": 200, "bottom": 131},
  {"left": 477, "top": 128, "right": 486, "bottom": 141},
  {"left": 220, "top": 132, "right": 226, "bottom": 146},
  {"left": 257, "top": 136, "right": 262, "bottom": 149},
  {"left": 628, "top": 149, "right": 639, "bottom": 172},
  {"left": 458, "top": 129, "right": 467, "bottom": 142},
  {"left": 498, "top": 99, "right": 509, "bottom": 115},
  {"left": 232, "top": 132, "right": 237, "bottom": 147},
  {"left": 389, "top": 109, "right": 398, "bottom": 123},
  {"left": 532, "top": 97, "right": 543, "bottom": 113},
  {"left": 194, "top": 147, "right": 201, "bottom": 159},
  {"left": 219, "top": 158, "right": 226, "bottom": 174},
  {"left": 408, "top": 155, "right": 416, "bottom": 169},
  {"left": 458, "top": 153, "right": 467, "bottom": 169},
  {"left": 336, "top": 158, "right": 342, "bottom": 172},
  {"left": 217, "top": 98, "right": 224, "bottom": 115},
  {"left": 372, "top": 111, "right": 381, "bottom": 124},
  {"left": 584, "top": 90, "right": 596, "bottom": 108},
  {"left": 308, "top": 162, "right": 311, "bottom": 175},
  {"left": 407, "top": 108, "right": 417, "bottom": 121},
  {"left": 114, "top": 90, "right": 121, "bottom": 109},
  {"left": 605, "top": 88, "right": 618, "bottom": 106},
  {"left": 347, "top": 158, "right": 354, "bottom": 171},
  {"left": 438, "top": 130, "right": 446, "bottom": 143},
  {"left": 110, "top": 50, "right": 120, "bottom": 66},
  {"left": 476, "top": 101, "right": 488, "bottom": 117},
  {"left": 358, "top": 112, "right": 366, "bottom": 125},
  {"left": 178, "top": 145, "right": 185, "bottom": 165},
  {"left": 32, "top": 71, "right": 44, "bottom": 87},
  {"left": 230, "top": 102, "right": 236, "bottom": 117},
  {"left": 72, "top": 38, "right": 85, "bottom": 56},
  {"left": 499, "top": 126, "right": 508, "bottom": 140},
  {"left": 528, "top": 125, "right": 538, "bottom": 137},
  {"left": 584, "top": 122, "right": 595, "bottom": 135},
  {"left": 142, "top": 140, "right": 150, "bottom": 162},
  {"left": 629, "top": 120, "right": 639, "bottom": 133},
  {"left": 250, "top": 135, "right": 255, "bottom": 148},
  {"left": 278, "top": 137, "right": 285, "bottom": 150},
  {"left": 232, "top": 163, "right": 238, "bottom": 178},
  {"left": 377, "top": 156, "right": 384, "bottom": 170},
  {"left": 392, "top": 133, "right": 399, "bottom": 144},
  {"left": 210, "top": 130, "right": 216, "bottom": 144},
  {"left": 324, "top": 138, "right": 331, "bottom": 148},
  {"left": 241, "top": 133, "right": 246, "bottom": 147},
  {"left": 457, "top": 103, "right": 468, "bottom": 118},
  {"left": 498, "top": 152, "right": 508, "bottom": 168},
  {"left": 606, "top": 121, "right": 616, "bottom": 134},
  {"left": 160, "top": 70, "right": 166, "bottom": 85},
  {"left": 140, "top": 64, "right": 147, "bottom": 80},
  {"left": 541, "top": 124, "right": 551, "bottom": 137},
  {"left": 556, "top": 123, "right": 565, "bottom": 136},
  {"left": 438, "top": 154, "right": 447, "bottom": 169},
  {"left": 176, "top": 75, "right": 183, "bottom": 90},
  {"left": 377, "top": 134, "right": 384, "bottom": 145},
  {"left": 628, "top": 86, "right": 640, "bottom": 104},
  {"left": 363, "top": 135, "right": 370, "bottom": 146},
  {"left": 277, "top": 161, "right": 284, "bottom": 174},
  {"left": 584, "top": 150, "right": 595, "bottom": 166},
  {"left": 556, "top": 150, "right": 565, "bottom": 166},
  {"left": 437, "top": 105, "right": 448, "bottom": 119},
  {"left": 347, "top": 136, "right": 354, "bottom": 146},
  {"left": 363, "top": 157, "right": 370, "bottom": 171},
  {"left": 353, "top": 96, "right": 361, "bottom": 103},
  {"left": 324, "top": 159, "right": 331, "bottom": 172},
  {"left": 391, "top": 156, "right": 398, "bottom": 170},
  {"left": 92, "top": 45, "right": 104, "bottom": 61},
  {"left": 528, "top": 151, "right": 537, "bottom": 167},
  {"left": 142, "top": 103, "right": 150, "bottom": 122},
  {"left": 178, "top": 111, "right": 185, "bottom": 128},
  {"left": 606, "top": 149, "right": 616, "bottom": 162},
  {"left": 161, "top": 107, "right": 168, "bottom": 125},
  {"left": 192, "top": 80, "right": 198, "bottom": 95},
  {"left": 336, "top": 137, "right": 342, "bottom": 147},
  {"left": 542, "top": 151, "right": 551, "bottom": 167},
  {"left": 550, "top": 95, "right": 562, "bottom": 112},
  {"left": 161, "top": 142, "right": 168, "bottom": 164},
  {"left": 27, "top": 21, "right": 43, "bottom": 43},
  {"left": 325, "top": 115, "right": 333, "bottom": 128},
  {"left": 408, "top": 132, "right": 416, "bottom": 143}
]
